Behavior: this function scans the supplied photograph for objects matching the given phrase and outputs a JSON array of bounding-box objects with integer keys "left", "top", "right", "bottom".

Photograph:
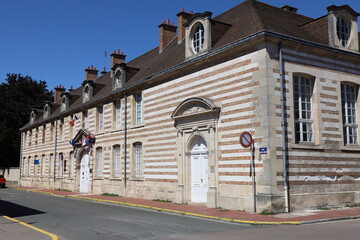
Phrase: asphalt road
[
  {"left": 0, "top": 188, "right": 255, "bottom": 240},
  {"left": 0, "top": 188, "right": 359, "bottom": 240}
]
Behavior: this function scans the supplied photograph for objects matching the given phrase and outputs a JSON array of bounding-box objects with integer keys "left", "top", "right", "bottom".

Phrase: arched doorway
[
  {"left": 189, "top": 136, "right": 209, "bottom": 203},
  {"left": 79, "top": 153, "right": 90, "bottom": 193}
]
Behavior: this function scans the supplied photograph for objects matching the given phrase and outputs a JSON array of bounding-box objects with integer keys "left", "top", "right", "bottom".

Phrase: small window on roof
[
  {"left": 83, "top": 86, "right": 90, "bottom": 102},
  {"left": 192, "top": 23, "right": 205, "bottom": 54},
  {"left": 337, "top": 16, "right": 350, "bottom": 47}
]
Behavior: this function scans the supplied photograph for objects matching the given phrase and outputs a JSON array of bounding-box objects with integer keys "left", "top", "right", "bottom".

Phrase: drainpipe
[
  {"left": 54, "top": 119, "right": 58, "bottom": 189},
  {"left": 123, "top": 93, "right": 128, "bottom": 190},
  {"left": 279, "top": 42, "right": 290, "bottom": 212}
]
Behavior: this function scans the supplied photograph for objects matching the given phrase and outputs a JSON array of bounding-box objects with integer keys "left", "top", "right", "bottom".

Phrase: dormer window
[
  {"left": 60, "top": 96, "right": 67, "bottom": 112},
  {"left": 185, "top": 12, "right": 212, "bottom": 59},
  {"left": 113, "top": 69, "right": 123, "bottom": 89},
  {"left": 337, "top": 16, "right": 350, "bottom": 47},
  {"left": 44, "top": 105, "right": 50, "bottom": 119},
  {"left": 30, "top": 111, "right": 36, "bottom": 124},
  {"left": 192, "top": 23, "right": 205, "bottom": 54},
  {"left": 83, "top": 86, "right": 90, "bottom": 103}
]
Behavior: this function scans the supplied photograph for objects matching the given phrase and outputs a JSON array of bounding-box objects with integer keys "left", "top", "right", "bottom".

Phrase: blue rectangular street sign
[
  {"left": 259, "top": 147, "right": 267, "bottom": 154},
  {"left": 34, "top": 160, "right": 39, "bottom": 165}
]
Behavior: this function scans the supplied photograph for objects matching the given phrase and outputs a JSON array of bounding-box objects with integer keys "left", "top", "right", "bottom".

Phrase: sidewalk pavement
[
  {"left": 12, "top": 186, "right": 360, "bottom": 225},
  {"left": 0, "top": 215, "right": 56, "bottom": 240}
]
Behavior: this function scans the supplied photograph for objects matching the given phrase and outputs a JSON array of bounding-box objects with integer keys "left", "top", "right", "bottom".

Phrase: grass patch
[
  {"left": 318, "top": 207, "right": 331, "bottom": 210},
  {"left": 346, "top": 203, "right": 360, "bottom": 208},
  {"left": 259, "top": 209, "right": 277, "bottom": 215},
  {"left": 152, "top": 199, "right": 172, "bottom": 203},
  {"left": 218, "top": 209, "right": 230, "bottom": 212},
  {"left": 101, "top": 193, "right": 120, "bottom": 197},
  {"left": 56, "top": 188, "right": 71, "bottom": 192}
]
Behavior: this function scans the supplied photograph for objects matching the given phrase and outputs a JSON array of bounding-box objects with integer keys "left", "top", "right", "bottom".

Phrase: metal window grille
[
  {"left": 136, "top": 93, "right": 142, "bottom": 124},
  {"left": 113, "top": 145, "right": 121, "bottom": 177},
  {"left": 115, "top": 100, "right": 121, "bottom": 128},
  {"left": 98, "top": 106, "right": 103, "bottom": 131},
  {"left": 96, "top": 148, "right": 103, "bottom": 177}
]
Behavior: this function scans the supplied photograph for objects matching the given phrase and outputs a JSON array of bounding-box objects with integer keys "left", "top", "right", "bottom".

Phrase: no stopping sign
[{"left": 239, "top": 131, "right": 253, "bottom": 148}]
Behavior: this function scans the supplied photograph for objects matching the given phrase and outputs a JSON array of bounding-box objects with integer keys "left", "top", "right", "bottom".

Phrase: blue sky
[{"left": 0, "top": 0, "right": 359, "bottom": 91}]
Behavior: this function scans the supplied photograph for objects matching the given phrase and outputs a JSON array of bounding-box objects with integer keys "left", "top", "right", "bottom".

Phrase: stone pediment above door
[
  {"left": 171, "top": 97, "right": 220, "bottom": 130},
  {"left": 70, "top": 129, "right": 95, "bottom": 147}
]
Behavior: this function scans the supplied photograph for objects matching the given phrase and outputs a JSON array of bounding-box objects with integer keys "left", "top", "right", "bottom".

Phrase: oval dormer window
[
  {"left": 337, "top": 17, "right": 350, "bottom": 47},
  {"left": 83, "top": 86, "right": 90, "bottom": 102},
  {"left": 114, "top": 70, "right": 122, "bottom": 89},
  {"left": 192, "top": 23, "right": 205, "bottom": 54},
  {"left": 61, "top": 97, "right": 66, "bottom": 112}
]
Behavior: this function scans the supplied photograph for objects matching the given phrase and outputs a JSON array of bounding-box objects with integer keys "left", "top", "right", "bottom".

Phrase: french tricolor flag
[{"left": 70, "top": 114, "right": 78, "bottom": 126}]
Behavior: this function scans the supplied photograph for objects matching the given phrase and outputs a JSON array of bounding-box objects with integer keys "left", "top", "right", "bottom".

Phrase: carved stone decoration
[{"left": 183, "top": 104, "right": 207, "bottom": 115}]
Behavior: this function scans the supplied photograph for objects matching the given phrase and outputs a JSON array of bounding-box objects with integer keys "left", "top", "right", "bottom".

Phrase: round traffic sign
[{"left": 239, "top": 131, "right": 253, "bottom": 148}]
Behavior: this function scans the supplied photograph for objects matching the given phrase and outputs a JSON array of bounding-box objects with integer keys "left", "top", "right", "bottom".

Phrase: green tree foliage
[{"left": 0, "top": 73, "right": 53, "bottom": 167}]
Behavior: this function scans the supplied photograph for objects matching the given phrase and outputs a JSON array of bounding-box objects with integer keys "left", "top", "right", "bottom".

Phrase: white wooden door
[
  {"left": 80, "top": 154, "right": 90, "bottom": 193},
  {"left": 190, "top": 138, "right": 209, "bottom": 203}
]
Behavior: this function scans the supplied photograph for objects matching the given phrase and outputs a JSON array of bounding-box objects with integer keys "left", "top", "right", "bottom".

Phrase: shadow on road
[{"left": 0, "top": 199, "right": 45, "bottom": 218}]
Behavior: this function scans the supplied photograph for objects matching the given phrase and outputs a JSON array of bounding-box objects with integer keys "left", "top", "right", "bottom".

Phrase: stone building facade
[{"left": 20, "top": 0, "right": 360, "bottom": 212}]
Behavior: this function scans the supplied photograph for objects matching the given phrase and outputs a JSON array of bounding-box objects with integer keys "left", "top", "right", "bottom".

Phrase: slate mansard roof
[{"left": 21, "top": 0, "right": 360, "bottom": 130}]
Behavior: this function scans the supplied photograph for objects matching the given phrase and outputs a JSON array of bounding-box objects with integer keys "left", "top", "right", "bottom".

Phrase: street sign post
[{"left": 240, "top": 131, "right": 256, "bottom": 213}]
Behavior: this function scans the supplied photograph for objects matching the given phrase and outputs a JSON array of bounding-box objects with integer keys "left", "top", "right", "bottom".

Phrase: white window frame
[
  {"left": 83, "top": 111, "right": 88, "bottom": 129},
  {"left": 58, "top": 153, "right": 63, "bottom": 177},
  {"left": 341, "top": 84, "right": 358, "bottom": 145},
  {"left": 70, "top": 151, "right": 75, "bottom": 177},
  {"left": 96, "top": 147, "right": 103, "bottom": 177},
  {"left": 192, "top": 23, "right": 205, "bottom": 54},
  {"left": 114, "top": 100, "right": 121, "bottom": 129},
  {"left": 337, "top": 16, "right": 350, "bottom": 47},
  {"left": 113, "top": 145, "right": 121, "bottom": 178},
  {"left": 97, "top": 106, "right": 104, "bottom": 132},
  {"left": 294, "top": 75, "right": 314, "bottom": 143},
  {"left": 135, "top": 92, "right": 143, "bottom": 124},
  {"left": 49, "top": 154, "right": 54, "bottom": 177},
  {"left": 41, "top": 155, "right": 46, "bottom": 176},
  {"left": 134, "top": 143, "right": 143, "bottom": 178}
]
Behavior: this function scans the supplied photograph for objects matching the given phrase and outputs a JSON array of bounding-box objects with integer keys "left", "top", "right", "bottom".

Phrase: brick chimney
[
  {"left": 177, "top": 9, "right": 193, "bottom": 43},
  {"left": 111, "top": 49, "right": 126, "bottom": 69},
  {"left": 54, "top": 84, "right": 65, "bottom": 102},
  {"left": 158, "top": 19, "right": 177, "bottom": 53},
  {"left": 84, "top": 65, "right": 99, "bottom": 81}
]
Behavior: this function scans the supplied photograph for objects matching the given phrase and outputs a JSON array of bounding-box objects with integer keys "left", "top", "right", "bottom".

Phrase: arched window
[
  {"left": 192, "top": 23, "right": 205, "bottom": 54},
  {"left": 114, "top": 70, "right": 122, "bottom": 89},
  {"left": 337, "top": 16, "right": 350, "bottom": 47}
]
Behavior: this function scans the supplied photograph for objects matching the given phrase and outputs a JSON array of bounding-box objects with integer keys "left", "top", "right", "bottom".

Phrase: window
[
  {"left": 23, "top": 132, "right": 26, "bottom": 148},
  {"left": 27, "top": 157, "right": 31, "bottom": 176},
  {"left": 28, "top": 131, "right": 32, "bottom": 146},
  {"left": 341, "top": 84, "right": 358, "bottom": 145},
  {"left": 83, "top": 86, "right": 90, "bottom": 102},
  {"left": 113, "top": 145, "right": 121, "bottom": 178},
  {"left": 42, "top": 125, "right": 46, "bottom": 144},
  {"left": 22, "top": 157, "right": 26, "bottom": 176},
  {"left": 294, "top": 75, "right": 313, "bottom": 143},
  {"left": 44, "top": 105, "right": 50, "bottom": 119},
  {"left": 114, "top": 70, "right": 123, "bottom": 89},
  {"left": 50, "top": 123, "right": 54, "bottom": 142},
  {"left": 337, "top": 17, "right": 350, "bottom": 47},
  {"left": 49, "top": 154, "right": 54, "bottom": 176},
  {"left": 59, "top": 119, "right": 64, "bottom": 141},
  {"left": 83, "top": 111, "right": 88, "bottom": 129},
  {"left": 41, "top": 155, "right": 46, "bottom": 176},
  {"left": 58, "top": 153, "right": 64, "bottom": 177},
  {"left": 61, "top": 97, "right": 66, "bottom": 112},
  {"left": 96, "top": 147, "right": 103, "bottom": 177},
  {"left": 114, "top": 100, "right": 121, "bottom": 129},
  {"left": 70, "top": 151, "right": 75, "bottom": 177},
  {"left": 97, "top": 106, "right": 104, "bottom": 132},
  {"left": 135, "top": 92, "right": 143, "bottom": 124},
  {"left": 133, "top": 143, "right": 143, "bottom": 178},
  {"left": 192, "top": 23, "right": 204, "bottom": 54},
  {"left": 35, "top": 128, "right": 38, "bottom": 145}
]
